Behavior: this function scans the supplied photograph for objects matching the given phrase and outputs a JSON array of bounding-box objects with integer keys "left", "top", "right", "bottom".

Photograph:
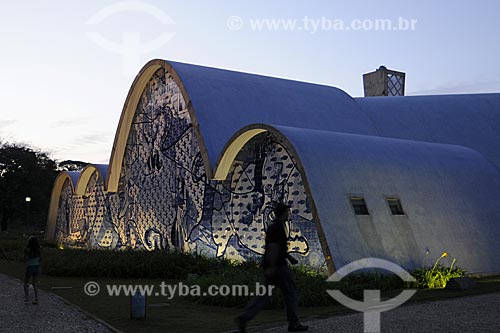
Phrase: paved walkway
[
  {"left": 259, "top": 292, "right": 500, "bottom": 332},
  {"left": 0, "top": 273, "right": 110, "bottom": 333}
]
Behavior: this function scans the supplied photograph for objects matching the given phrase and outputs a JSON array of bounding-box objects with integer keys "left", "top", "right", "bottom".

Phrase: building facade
[{"left": 47, "top": 60, "right": 500, "bottom": 274}]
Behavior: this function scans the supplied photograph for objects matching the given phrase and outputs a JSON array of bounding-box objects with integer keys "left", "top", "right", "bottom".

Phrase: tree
[
  {"left": 0, "top": 141, "right": 58, "bottom": 231},
  {"left": 57, "top": 159, "right": 89, "bottom": 172}
]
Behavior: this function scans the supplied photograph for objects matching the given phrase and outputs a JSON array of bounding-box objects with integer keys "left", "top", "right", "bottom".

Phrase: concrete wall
[
  {"left": 276, "top": 126, "right": 500, "bottom": 273},
  {"left": 357, "top": 94, "right": 500, "bottom": 170}
]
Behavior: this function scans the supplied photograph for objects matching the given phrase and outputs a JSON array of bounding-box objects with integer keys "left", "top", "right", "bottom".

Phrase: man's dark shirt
[{"left": 262, "top": 221, "right": 288, "bottom": 268}]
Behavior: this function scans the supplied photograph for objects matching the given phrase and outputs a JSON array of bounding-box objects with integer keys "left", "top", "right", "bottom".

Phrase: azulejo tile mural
[{"left": 54, "top": 68, "right": 326, "bottom": 269}]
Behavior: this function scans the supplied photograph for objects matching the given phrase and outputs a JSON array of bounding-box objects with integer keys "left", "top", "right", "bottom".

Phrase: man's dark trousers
[{"left": 240, "top": 265, "right": 299, "bottom": 324}]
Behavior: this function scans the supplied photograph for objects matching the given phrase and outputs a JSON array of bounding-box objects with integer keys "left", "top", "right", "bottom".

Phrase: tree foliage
[
  {"left": 57, "top": 159, "right": 89, "bottom": 172},
  {"left": 0, "top": 141, "right": 58, "bottom": 230}
]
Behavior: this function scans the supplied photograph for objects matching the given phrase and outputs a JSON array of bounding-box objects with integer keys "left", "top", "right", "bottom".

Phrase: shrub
[
  {"left": 185, "top": 266, "right": 262, "bottom": 307},
  {"left": 40, "top": 248, "right": 238, "bottom": 279},
  {"left": 184, "top": 265, "right": 336, "bottom": 308},
  {"left": 411, "top": 252, "right": 465, "bottom": 289},
  {"left": 2, "top": 231, "right": 467, "bottom": 307},
  {"left": 184, "top": 264, "right": 410, "bottom": 308}
]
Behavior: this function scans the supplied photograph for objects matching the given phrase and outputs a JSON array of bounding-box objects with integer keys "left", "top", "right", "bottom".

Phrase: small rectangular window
[
  {"left": 350, "top": 197, "right": 369, "bottom": 215},
  {"left": 387, "top": 197, "right": 405, "bottom": 215}
]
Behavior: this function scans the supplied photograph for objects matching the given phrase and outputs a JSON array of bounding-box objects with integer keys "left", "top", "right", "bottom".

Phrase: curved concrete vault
[{"left": 47, "top": 59, "right": 500, "bottom": 274}]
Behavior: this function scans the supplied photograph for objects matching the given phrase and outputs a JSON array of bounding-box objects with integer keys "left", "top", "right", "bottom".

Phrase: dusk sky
[{"left": 1, "top": 0, "right": 499, "bottom": 164}]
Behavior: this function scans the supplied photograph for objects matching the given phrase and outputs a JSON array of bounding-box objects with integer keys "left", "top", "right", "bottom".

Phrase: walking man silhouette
[{"left": 237, "top": 202, "right": 309, "bottom": 332}]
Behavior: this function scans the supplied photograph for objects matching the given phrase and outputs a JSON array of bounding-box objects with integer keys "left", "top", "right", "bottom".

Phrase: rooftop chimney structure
[{"left": 363, "top": 66, "right": 406, "bottom": 97}]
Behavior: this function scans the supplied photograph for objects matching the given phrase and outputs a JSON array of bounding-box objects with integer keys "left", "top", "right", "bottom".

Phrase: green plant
[{"left": 412, "top": 252, "right": 465, "bottom": 289}]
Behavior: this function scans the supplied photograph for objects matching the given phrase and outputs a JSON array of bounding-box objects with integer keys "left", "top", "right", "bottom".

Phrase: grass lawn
[
  {"left": 0, "top": 258, "right": 345, "bottom": 332},
  {"left": 2, "top": 259, "right": 500, "bottom": 333},
  {"left": 2, "top": 228, "right": 500, "bottom": 332}
]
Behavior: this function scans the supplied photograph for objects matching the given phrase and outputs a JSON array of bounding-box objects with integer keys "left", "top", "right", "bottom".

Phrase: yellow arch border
[
  {"left": 74, "top": 164, "right": 107, "bottom": 195},
  {"left": 213, "top": 124, "right": 336, "bottom": 274},
  {"left": 47, "top": 59, "right": 212, "bottom": 239},
  {"left": 47, "top": 63, "right": 335, "bottom": 272},
  {"left": 106, "top": 59, "right": 212, "bottom": 192},
  {"left": 46, "top": 164, "right": 107, "bottom": 241},
  {"left": 46, "top": 172, "right": 77, "bottom": 242}
]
